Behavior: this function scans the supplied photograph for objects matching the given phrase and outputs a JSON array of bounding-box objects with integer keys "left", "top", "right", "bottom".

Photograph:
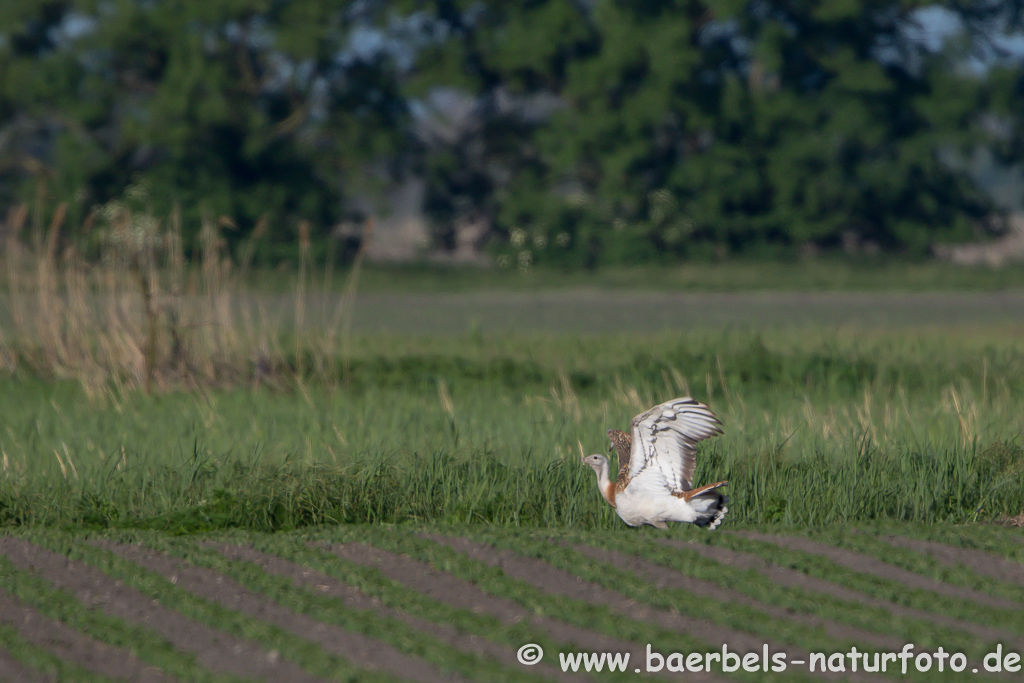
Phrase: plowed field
[{"left": 2, "top": 524, "right": 1022, "bottom": 682}]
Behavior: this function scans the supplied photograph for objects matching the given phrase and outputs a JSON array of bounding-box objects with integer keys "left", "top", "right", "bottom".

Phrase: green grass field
[{"left": 2, "top": 325, "right": 1022, "bottom": 531}]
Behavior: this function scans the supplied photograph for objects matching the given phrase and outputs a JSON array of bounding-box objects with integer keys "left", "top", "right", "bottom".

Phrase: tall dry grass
[{"left": 0, "top": 199, "right": 368, "bottom": 397}]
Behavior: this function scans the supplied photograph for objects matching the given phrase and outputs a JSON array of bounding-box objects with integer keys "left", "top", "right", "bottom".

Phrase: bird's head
[{"left": 580, "top": 453, "right": 608, "bottom": 473}]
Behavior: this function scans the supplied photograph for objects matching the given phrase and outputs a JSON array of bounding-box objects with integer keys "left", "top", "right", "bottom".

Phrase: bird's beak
[{"left": 579, "top": 456, "right": 587, "bottom": 464}]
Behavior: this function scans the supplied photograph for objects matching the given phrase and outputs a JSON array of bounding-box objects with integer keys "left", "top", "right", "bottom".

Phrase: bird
[{"left": 581, "top": 397, "right": 728, "bottom": 530}]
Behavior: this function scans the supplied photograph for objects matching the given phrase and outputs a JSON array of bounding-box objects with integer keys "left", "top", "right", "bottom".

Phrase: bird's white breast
[{"left": 614, "top": 486, "right": 698, "bottom": 526}]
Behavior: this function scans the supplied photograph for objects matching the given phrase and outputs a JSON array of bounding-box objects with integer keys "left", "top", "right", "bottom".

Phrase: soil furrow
[
  {"left": 372, "top": 534, "right": 694, "bottom": 679},
  {"left": 0, "top": 646, "right": 46, "bottom": 683},
  {"left": 0, "top": 536, "right": 317, "bottom": 683},
  {"left": 659, "top": 539, "right": 1020, "bottom": 647},
  {"left": 0, "top": 589, "right": 178, "bottom": 683},
  {"left": 323, "top": 541, "right": 601, "bottom": 682},
  {"left": 96, "top": 539, "right": 467, "bottom": 683},
  {"left": 327, "top": 542, "right": 532, "bottom": 625},
  {"left": 878, "top": 536, "right": 1024, "bottom": 588},
  {"left": 424, "top": 533, "right": 797, "bottom": 682},
  {"left": 214, "top": 542, "right": 573, "bottom": 683},
  {"left": 735, "top": 531, "right": 1022, "bottom": 611},
  {"left": 574, "top": 543, "right": 900, "bottom": 651}
]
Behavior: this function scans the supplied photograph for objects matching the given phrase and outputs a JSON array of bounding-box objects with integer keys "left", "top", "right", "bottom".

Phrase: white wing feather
[{"left": 627, "top": 397, "right": 723, "bottom": 492}]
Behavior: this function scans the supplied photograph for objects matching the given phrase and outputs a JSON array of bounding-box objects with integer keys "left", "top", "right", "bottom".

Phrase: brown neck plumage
[{"left": 607, "top": 429, "right": 632, "bottom": 492}]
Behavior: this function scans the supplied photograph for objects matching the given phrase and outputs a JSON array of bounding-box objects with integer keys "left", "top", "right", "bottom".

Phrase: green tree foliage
[
  {"left": 398, "top": 0, "right": 596, "bottom": 252},
  {"left": 0, "top": 0, "right": 408, "bottom": 255},
  {"left": 1, "top": 0, "right": 1023, "bottom": 262},
  {"left": 410, "top": 1, "right": 1021, "bottom": 264},
  {"left": 590, "top": 3, "right": 1005, "bottom": 261}
]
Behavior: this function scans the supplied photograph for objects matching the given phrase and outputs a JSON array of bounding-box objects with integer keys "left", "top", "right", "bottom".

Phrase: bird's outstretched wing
[{"left": 627, "top": 397, "right": 723, "bottom": 492}]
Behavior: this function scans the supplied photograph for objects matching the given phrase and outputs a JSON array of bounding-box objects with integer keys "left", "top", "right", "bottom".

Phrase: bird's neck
[
  {"left": 609, "top": 430, "right": 632, "bottom": 487},
  {"left": 610, "top": 430, "right": 632, "bottom": 470},
  {"left": 596, "top": 462, "right": 616, "bottom": 507}
]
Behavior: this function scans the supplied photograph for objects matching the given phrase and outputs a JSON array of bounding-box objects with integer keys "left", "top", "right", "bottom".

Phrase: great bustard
[{"left": 582, "top": 397, "right": 728, "bottom": 530}]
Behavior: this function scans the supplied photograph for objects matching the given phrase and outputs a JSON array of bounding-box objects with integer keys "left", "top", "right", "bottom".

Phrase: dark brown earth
[
  {"left": 735, "top": 531, "right": 1024, "bottom": 611},
  {"left": 662, "top": 538, "right": 1022, "bottom": 648},
  {"left": 210, "top": 541, "right": 569, "bottom": 683},
  {"left": 0, "top": 590, "right": 178, "bottom": 683},
  {"left": 567, "top": 542, "right": 889, "bottom": 683},
  {"left": 574, "top": 543, "right": 900, "bottom": 651},
  {"left": 357, "top": 535, "right": 703, "bottom": 681},
  {"left": 323, "top": 541, "right": 588, "bottom": 683},
  {"left": 0, "top": 645, "right": 47, "bottom": 683},
  {"left": 879, "top": 535, "right": 1024, "bottom": 588},
  {"left": 95, "top": 539, "right": 468, "bottom": 683},
  {"left": 0, "top": 536, "right": 322, "bottom": 683},
  {"left": 5, "top": 530, "right": 1023, "bottom": 681},
  {"left": 426, "top": 533, "right": 744, "bottom": 683}
]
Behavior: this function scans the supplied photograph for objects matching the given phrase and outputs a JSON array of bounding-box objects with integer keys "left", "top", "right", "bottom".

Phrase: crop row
[{"left": 0, "top": 524, "right": 1020, "bottom": 682}]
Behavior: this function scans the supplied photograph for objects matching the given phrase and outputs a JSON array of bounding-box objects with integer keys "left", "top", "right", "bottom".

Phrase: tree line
[{"left": 1, "top": 0, "right": 1023, "bottom": 265}]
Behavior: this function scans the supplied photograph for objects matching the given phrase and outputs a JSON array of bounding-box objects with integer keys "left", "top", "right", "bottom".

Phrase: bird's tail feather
[{"left": 692, "top": 491, "right": 729, "bottom": 530}]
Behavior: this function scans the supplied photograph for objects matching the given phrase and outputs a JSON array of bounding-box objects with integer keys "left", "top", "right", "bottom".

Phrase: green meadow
[
  {"left": 1, "top": 217, "right": 1023, "bottom": 533},
  {"left": 2, "top": 322, "right": 1022, "bottom": 532}
]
